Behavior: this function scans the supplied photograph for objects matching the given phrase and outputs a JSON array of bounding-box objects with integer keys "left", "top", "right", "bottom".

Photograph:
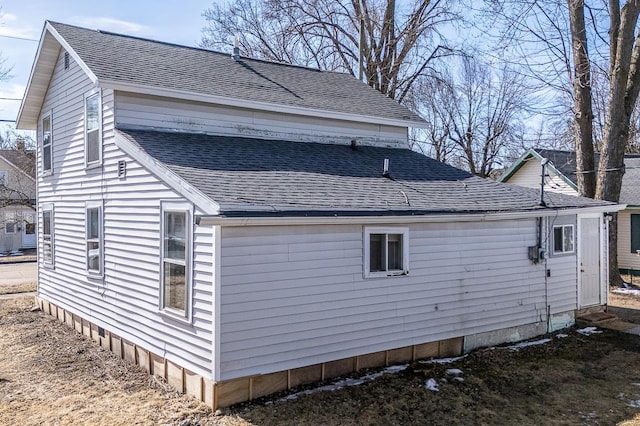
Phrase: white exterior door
[
  {"left": 579, "top": 217, "right": 601, "bottom": 307},
  {"left": 21, "top": 212, "right": 36, "bottom": 248}
]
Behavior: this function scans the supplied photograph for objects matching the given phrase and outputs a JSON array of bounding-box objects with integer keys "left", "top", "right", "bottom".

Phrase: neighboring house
[
  {"left": 0, "top": 148, "right": 36, "bottom": 253},
  {"left": 499, "top": 148, "right": 640, "bottom": 275},
  {"left": 17, "top": 22, "right": 621, "bottom": 409}
]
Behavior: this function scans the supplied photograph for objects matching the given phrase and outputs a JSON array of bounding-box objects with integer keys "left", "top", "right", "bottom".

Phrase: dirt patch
[
  {"left": 0, "top": 281, "right": 36, "bottom": 295},
  {"left": 4, "top": 295, "right": 640, "bottom": 425}
]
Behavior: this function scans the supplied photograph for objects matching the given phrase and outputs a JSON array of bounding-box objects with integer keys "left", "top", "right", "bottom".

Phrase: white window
[
  {"left": 553, "top": 224, "right": 574, "bottom": 254},
  {"left": 0, "top": 171, "right": 7, "bottom": 186},
  {"left": 160, "top": 201, "right": 192, "bottom": 319},
  {"left": 42, "top": 114, "right": 52, "bottom": 174},
  {"left": 86, "top": 201, "right": 103, "bottom": 275},
  {"left": 4, "top": 212, "right": 16, "bottom": 234},
  {"left": 42, "top": 204, "right": 54, "bottom": 266},
  {"left": 84, "top": 91, "right": 101, "bottom": 167},
  {"left": 364, "top": 227, "right": 409, "bottom": 278}
]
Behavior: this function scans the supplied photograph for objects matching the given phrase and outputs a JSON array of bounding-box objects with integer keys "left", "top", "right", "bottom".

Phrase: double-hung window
[
  {"left": 364, "top": 227, "right": 409, "bottom": 278},
  {"left": 84, "top": 91, "right": 101, "bottom": 167},
  {"left": 86, "top": 201, "right": 103, "bottom": 275},
  {"left": 42, "top": 204, "right": 54, "bottom": 266},
  {"left": 0, "top": 171, "right": 7, "bottom": 186},
  {"left": 42, "top": 114, "right": 52, "bottom": 174},
  {"left": 553, "top": 224, "right": 574, "bottom": 254},
  {"left": 160, "top": 201, "right": 192, "bottom": 319},
  {"left": 4, "top": 212, "right": 16, "bottom": 234}
]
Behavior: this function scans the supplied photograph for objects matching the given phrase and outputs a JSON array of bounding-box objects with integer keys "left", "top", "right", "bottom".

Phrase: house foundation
[{"left": 36, "top": 296, "right": 464, "bottom": 409}]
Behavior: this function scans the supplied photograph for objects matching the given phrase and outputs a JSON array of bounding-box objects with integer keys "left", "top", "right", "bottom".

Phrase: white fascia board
[
  {"left": 114, "top": 132, "right": 219, "bottom": 215},
  {"left": 101, "top": 79, "right": 426, "bottom": 129},
  {"left": 17, "top": 22, "right": 99, "bottom": 129},
  {"left": 198, "top": 204, "right": 625, "bottom": 227}
]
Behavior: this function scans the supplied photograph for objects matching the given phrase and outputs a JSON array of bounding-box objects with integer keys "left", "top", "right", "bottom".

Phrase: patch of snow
[
  {"left": 504, "top": 338, "right": 552, "bottom": 351},
  {"left": 419, "top": 354, "right": 468, "bottom": 365},
  {"left": 446, "top": 368, "right": 463, "bottom": 377},
  {"left": 425, "top": 378, "right": 439, "bottom": 392},
  {"left": 555, "top": 333, "right": 568, "bottom": 339},
  {"left": 632, "top": 383, "right": 640, "bottom": 387},
  {"left": 576, "top": 327, "right": 602, "bottom": 336},
  {"left": 613, "top": 288, "right": 640, "bottom": 297},
  {"left": 278, "top": 364, "right": 408, "bottom": 401},
  {"left": 453, "top": 377, "right": 464, "bottom": 383},
  {"left": 628, "top": 400, "right": 640, "bottom": 408}
]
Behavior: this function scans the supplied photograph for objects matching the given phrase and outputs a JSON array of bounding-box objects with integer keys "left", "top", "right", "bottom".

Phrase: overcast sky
[{"left": 0, "top": 0, "right": 221, "bottom": 133}]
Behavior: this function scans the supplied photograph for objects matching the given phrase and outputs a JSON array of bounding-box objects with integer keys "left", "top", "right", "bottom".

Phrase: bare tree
[{"left": 201, "top": 0, "right": 461, "bottom": 102}]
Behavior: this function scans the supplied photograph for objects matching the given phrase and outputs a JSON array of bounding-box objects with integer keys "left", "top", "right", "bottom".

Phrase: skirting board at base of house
[{"left": 36, "top": 296, "right": 466, "bottom": 408}]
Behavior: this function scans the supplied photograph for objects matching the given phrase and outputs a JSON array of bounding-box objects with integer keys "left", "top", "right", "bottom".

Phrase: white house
[
  {"left": 17, "top": 22, "right": 622, "bottom": 408},
  {"left": 0, "top": 148, "right": 36, "bottom": 254},
  {"left": 500, "top": 148, "right": 640, "bottom": 276}
]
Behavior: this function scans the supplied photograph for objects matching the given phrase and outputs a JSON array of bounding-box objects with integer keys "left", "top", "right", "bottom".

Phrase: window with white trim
[
  {"left": 4, "top": 212, "right": 16, "bottom": 234},
  {"left": 160, "top": 201, "right": 192, "bottom": 318},
  {"left": 84, "top": 91, "right": 101, "bottom": 167},
  {"left": 364, "top": 227, "right": 409, "bottom": 278},
  {"left": 553, "top": 224, "right": 574, "bottom": 254},
  {"left": 42, "top": 204, "right": 54, "bottom": 266},
  {"left": 86, "top": 201, "right": 103, "bottom": 275},
  {"left": 42, "top": 114, "right": 52, "bottom": 174},
  {"left": 0, "top": 171, "right": 7, "bottom": 186}
]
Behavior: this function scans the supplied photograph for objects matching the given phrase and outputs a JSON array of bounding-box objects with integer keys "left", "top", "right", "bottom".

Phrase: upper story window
[
  {"left": 42, "top": 114, "right": 52, "bottom": 174},
  {"left": 160, "top": 201, "right": 192, "bottom": 320},
  {"left": 86, "top": 201, "right": 103, "bottom": 275},
  {"left": 553, "top": 224, "right": 574, "bottom": 254},
  {"left": 364, "top": 227, "right": 409, "bottom": 278},
  {"left": 42, "top": 204, "right": 54, "bottom": 267},
  {"left": 0, "top": 171, "right": 7, "bottom": 187},
  {"left": 84, "top": 91, "right": 102, "bottom": 167}
]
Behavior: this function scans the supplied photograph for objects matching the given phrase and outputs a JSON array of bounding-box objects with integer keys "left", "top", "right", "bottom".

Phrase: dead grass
[
  {"left": 4, "top": 295, "right": 640, "bottom": 425},
  {"left": 0, "top": 281, "right": 36, "bottom": 295}
]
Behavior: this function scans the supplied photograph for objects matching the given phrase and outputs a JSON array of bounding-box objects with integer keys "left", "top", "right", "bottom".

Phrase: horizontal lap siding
[
  {"left": 219, "top": 219, "right": 558, "bottom": 380},
  {"left": 37, "top": 51, "right": 213, "bottom": 378},
  {"left": 115, "top": 93, "right": 407, "bottom": 148},
  {"left": 618, "top": 210, "right": 640, "bottom": 271},
  {"left": 508, "top": 160, "right": 577, "bottom": 196}
]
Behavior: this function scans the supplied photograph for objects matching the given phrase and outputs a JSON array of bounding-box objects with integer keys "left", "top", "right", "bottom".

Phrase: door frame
[{"left": 576, "top": 213, "right": 607, "bottom": 308}]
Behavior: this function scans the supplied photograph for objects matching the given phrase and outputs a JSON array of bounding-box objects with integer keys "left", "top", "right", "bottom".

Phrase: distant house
[
  {"left": 17, "top": 21, "right": 621, "bottom": 409},
  {"left": 0, "top": 148, "right": 36, "bottom": 253},
  {"left": 500, "top": 148, "right": 640, "bottom": 275}
]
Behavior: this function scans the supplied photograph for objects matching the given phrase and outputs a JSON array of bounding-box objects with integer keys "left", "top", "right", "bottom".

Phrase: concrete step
[{"left": 576, "top": 311, "right": 618, "bottom": 328}]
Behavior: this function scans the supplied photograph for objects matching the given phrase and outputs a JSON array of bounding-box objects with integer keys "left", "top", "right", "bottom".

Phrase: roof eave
[
  {"left": 16, "top": 21, "right": 98, "bottom": 130},
  {"left": 499, "top": 148, "right": 578, "bottom": 191},
  {"left": 102, "top": 79, "right": 427, "bottom": 129}
]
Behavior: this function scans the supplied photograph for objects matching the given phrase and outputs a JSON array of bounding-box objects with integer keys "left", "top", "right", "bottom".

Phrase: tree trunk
[
  {"left": 608, "top": 213, "right": 623, "bottom": 287},
  {"left": 567, "top": 0, "right": 596, "bottom": 197}
]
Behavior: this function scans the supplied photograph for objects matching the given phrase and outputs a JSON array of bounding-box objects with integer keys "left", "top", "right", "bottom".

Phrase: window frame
[
  {"left": 0, "top": 170, "right": 7, "bottom": 187},
  {"left": 4, "top": 211, "right": 16, "bottom": 235},
  {"left": 631, "top": 214, "right": 640, "bottom": 254},
  {"left": 42, "top": 203, "right": 54, "bottom": 267},
  {"left": 553, "top": 224, "right": 575, "bottom": 255},
  {"left": 41, "top": 112, "right": 53, "bottom": 175},
  {"left": 363, "top": 226, "right": 410, "bottom": 278},
  {"left": 84, "top": 90, "right": 102, "bottom": 168},
  {"left": 159, "top": 201, "right": 193, "bottom": 321},
  {"left": 85, "top": 200, "right": 103, "bottom": 276}
]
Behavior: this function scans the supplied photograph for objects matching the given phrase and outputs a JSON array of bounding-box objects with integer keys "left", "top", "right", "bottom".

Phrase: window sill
[
  {"left": 364, "top": 270, "right": 409, "bottom": 279},
  {"left": 158, "top": 308, "right": 192, "bottom": 325},
  {"left": 85, "top": 161, "right": 102, "bottom": 171}
]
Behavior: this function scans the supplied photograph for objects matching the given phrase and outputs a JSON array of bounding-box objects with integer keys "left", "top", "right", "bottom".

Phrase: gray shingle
[
  {"left": 0, "top": 150, "right": 35, "bottom": 179},
  {"left": 49, "top": 21, "right": 424, "bottom": 125},
  {"left": 118, "top": 129, "right": 611, "bottom": 216}
]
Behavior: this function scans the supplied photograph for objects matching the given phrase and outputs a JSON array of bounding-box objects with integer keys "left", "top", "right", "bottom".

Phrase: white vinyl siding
[
  {"left": 218, "top": 219, "right": 576, "bottom": 381},
  {"left": 618, "top": 209, "right": 640, "bottom": 272},
  {"left": 506, "top": 158, "right": 578, "bottom": 196},
  {"left": 115, "top": 92, "right": 408, "bottom": 148},
  {"left": 37, "top": 49, "right": 214, "bottom": 379}
]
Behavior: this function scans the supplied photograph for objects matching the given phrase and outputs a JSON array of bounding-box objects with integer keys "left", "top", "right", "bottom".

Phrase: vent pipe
[
  {"left": 231, "top": 36, "right": 240, "bottom": 61},
  {"left": 383, "top": 158, "right": 390, "bottom": 177}
]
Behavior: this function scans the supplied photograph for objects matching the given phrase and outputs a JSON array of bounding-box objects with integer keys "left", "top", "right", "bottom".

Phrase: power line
[
  {"left": 0, "top": 119, "right": 16, "bottom": 123},
  {"left": 0, "top": 97, "right": 22, "bottom": 101},
  {"left": 0, "top": 34, "right": 38, "bottom": 42}
]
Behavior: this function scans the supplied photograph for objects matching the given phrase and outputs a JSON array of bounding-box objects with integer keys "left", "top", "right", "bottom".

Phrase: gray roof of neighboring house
[
  {"left": 0, "top": 150, "right": 36, "bottom": 179},
  {"left": 117, "top": 129, "right": 611, "bottom": 216},
  {"left": 48, "top": 21, "right": 424, "bottom": 125}
]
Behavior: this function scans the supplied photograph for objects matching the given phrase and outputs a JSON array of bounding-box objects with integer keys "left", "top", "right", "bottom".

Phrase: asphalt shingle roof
[
  {"left": 49, "top": 21, "right": 424, "bottom": 125},
  {"left": 118, "top": 129, "right": 610, "bottom": 216},
  {"left": 534, "top": 149, "right": 640, "bottom": 206}
]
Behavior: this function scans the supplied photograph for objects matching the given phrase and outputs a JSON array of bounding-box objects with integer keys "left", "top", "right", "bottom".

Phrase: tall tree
[{"left": 201, "top": 0, "right": 460, "bottom": 102}]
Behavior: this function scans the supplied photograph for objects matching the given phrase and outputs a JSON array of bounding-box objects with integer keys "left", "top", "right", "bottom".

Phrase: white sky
[{"left": 0, "top": 0, "right": 220, "bottom": 133}]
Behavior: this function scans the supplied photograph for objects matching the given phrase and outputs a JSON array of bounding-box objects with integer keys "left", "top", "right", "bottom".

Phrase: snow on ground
[
  {"left": 446, "top": 368, "right": 463, "bottom": 376},
  {"left": 278, "top": 364, "right": 409, "bottom": 401},
  {"left": 425, "top": 378, "right": 439, "bottom": 392},
  {"left": 503, "top": 338, "right": 552, "bottom": 351},
  {"left": 419, "top": 354, "right": 468, "bottom": 365},
  {"left": 556, "top": 333, "right": 569, "bottom": 338},
  {"left": 577, "top": 327, "right": 603, "bottom": 336},
  {"left": 613, "top": 288, "right": 640, "bottom": 297}
]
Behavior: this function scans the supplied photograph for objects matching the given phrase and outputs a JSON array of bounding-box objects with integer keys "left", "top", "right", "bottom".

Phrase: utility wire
[{"left": 0, "top": 34, "right": 38, "bottom": 42}]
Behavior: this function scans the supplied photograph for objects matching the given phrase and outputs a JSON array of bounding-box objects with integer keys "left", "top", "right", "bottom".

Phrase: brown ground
[{"left": 5, "top": 295, "right": 640, "bottom": 425}]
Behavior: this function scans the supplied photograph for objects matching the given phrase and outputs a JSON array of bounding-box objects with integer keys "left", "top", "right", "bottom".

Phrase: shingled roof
[
  {"left": 40, "top": 22, "right": 423, "bottom": 126},
  {"left": 117, "top": 129, "right": 610, "bottom": 216}
]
